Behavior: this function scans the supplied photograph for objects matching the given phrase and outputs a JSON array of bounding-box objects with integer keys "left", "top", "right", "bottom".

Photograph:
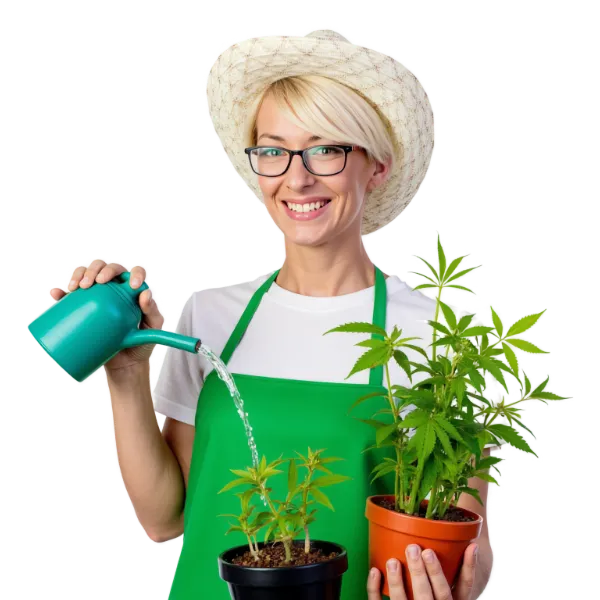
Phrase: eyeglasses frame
[{"left": 244, "top": 144, "right": 362, "bottom": 177}]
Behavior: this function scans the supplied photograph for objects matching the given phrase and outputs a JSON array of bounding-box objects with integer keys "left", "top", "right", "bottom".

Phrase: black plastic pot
[{"left": 218, "top": 539, "right": 348, "bottom": 599}]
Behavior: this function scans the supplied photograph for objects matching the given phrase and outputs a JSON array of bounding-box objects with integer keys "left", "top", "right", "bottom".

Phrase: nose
[{"left": 284, "top": 152, "right": 316, "bottom": 187}]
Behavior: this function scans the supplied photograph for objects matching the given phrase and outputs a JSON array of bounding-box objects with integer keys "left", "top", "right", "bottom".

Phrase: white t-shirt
[{"left": 152, "top": 270, "right": 501, "bottom": 450}]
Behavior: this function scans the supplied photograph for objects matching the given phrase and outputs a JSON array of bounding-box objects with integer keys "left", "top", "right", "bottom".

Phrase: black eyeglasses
[{"left": 244, "top": 144, "right": 362, "bottom": 177}]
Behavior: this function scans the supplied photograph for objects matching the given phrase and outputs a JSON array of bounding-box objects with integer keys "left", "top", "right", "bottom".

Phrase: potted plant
[
  {"left": 324, "top": 235, "right": 570, "bottom": 599},
  {"left": 217, "top": 448, "right": 351, "bottom": 599}
]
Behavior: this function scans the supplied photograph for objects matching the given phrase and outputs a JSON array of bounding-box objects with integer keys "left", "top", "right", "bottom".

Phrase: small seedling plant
[
  {"left": 218, "top": 448, "right": 350, "bottom": 563},
  {"left": 324, "top": 235, "right": 570, "bottom": 519}
]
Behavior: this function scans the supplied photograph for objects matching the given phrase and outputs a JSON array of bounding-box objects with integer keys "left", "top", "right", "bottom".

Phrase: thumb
[{"left": 453, "top": 543, "right": 478, "bottom": 600}]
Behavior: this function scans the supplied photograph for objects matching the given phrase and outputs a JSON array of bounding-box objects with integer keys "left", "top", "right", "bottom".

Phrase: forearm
[
  {"left": 457, "top": 477, "right": 496, "bottom": 599},
  {"left": 106, "top": 361, "right": 185, "bottom": 541}
]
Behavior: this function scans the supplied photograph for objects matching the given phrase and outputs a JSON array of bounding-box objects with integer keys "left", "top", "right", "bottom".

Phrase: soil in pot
[
  {"left": 231, "top": 541, "right": 339, "bottom": 567},
  {"left": 374, "top": 497, "right": 478, "bottom": 523}
]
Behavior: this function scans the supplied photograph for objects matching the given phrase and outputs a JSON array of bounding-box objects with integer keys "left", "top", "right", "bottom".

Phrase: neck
[{"left": 276, "top": 234, "right": 388, "bottom": 297}]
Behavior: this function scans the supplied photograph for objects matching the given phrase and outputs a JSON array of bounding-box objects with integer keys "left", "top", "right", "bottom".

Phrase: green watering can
[{"left": 28, "top": 271, "right": 202, "bottom": 382}]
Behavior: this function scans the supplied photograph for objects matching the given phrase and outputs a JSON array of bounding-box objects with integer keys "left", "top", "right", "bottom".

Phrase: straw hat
[{"left": 206, "top": 29, "right": 434, "bottom": 235}]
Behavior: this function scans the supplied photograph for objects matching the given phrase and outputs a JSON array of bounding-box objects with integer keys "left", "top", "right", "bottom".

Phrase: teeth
[{"left": 287, "top": 200, "right": 329, "bottom": 213}]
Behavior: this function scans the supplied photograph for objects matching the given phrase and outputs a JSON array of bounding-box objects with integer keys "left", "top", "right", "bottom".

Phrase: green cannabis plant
[
  {"left": 218, "top": 448, "right": 350, "bottom": 563},
  {"left": 324, "top": 234, "right": 570, "bottom": 519}
]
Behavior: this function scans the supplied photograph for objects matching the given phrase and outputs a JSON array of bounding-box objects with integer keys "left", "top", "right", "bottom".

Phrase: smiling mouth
[{"left": 283, "top": 199, "right": 332, "bottom": 214}]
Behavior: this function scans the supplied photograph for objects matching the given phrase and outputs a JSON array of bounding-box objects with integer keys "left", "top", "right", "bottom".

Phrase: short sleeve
[{"left": 152, "top": 293, "right": 203, "bottom": 426}]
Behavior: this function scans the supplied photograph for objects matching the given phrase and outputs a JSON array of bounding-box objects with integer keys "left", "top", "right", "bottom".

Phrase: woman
[{"left": 51, "top": 30, "right": 493, "bottom": 599}]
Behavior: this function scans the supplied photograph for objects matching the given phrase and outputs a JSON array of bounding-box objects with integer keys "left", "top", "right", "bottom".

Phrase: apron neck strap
[{"left": 219, "top": 265, "right": 387, "bottom": 387}]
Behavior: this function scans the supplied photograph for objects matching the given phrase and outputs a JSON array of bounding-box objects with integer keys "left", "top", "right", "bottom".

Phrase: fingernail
[
  {"left": 407, "top": 545, "right": 419, "bottom": 560},
  {"left": 423, "top": 550, "right": 435, "bottom": 564},
  {"left": 68, "top": 280, "right": 76, "bottom": 290},
  {"left": 387, "top": 559, "right": 398, "bottom": 572},
  {"left": 81, "top": 277, "right": 89, "bottom": 286},
  {"left": 131, "top": 277, "right": 141, "bottom": 287},
  {"left": 370, "top": 567, "right": 377, "bottom": 579},
  {"left": 147, "top": 289, "right": 152, "bottom": 301},
  {"left": 97, "top": 273, "right": 105, "bottom": 282},
  {"left": 474, "top": 545, "right": 479, "bottom": 562}
]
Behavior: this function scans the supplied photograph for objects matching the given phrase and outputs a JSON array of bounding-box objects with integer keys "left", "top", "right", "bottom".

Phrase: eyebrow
[{"left": 257, "top": 134, "right": 323, "bottom": 143}]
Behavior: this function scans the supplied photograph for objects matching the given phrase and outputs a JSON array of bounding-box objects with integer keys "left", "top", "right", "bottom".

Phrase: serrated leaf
[
  {"left": 437, "top": 234, "right": 447, "bottom": 280},
  {"left": 419, "top": 455, "right": 439, "bottom": 500},
  {"left": 502, "top": 342, "right": 519, "bottom": 377},
  {"left": 397, "top": 409, "right": 429, "bottom": 429},
  {"left": 456, "top": 264, "right": 485, "bottom": 280},
  {"left": 427, "top": 320, "right": 451, "bottom": 336},
  {"left": 475, "top": 472, "right": 499, "bottom": 485},
  {"left": 414, "top": 253, "right": 437, "bottom": 273},
  {"left": 505, "top": 338, "right": 548, "bottom": 354},
  {"left": 414, "top": 284, "right": 439, "bottom": 291},
  {"left": 446, "top": 283, "right": 479, "bottom": 297},
  {"left": 370, "top": 463, "right": 397, "bottom": 484},
  {"left": 310, "top": 487, "right": 334, "bottom": 510},
  {"left": 402, "top": 344, "right": 430, "bottom": 360},
  {"left": 443, "top": 254, "right": 469, "bottom": 282},
  {"left": 323, "top": 321, "right": 388, "bottom": 338},
  {"left": 487, "top": 302, "right": 506, "bottom": 338},
  {"left": 393, "top": 350, "right": 412, "bottom": 381},
  {"left": 488, "top": 424, "right": 538, "bottom": 457},
  {"left": 434, "top": 415, "right": 465, "bottom": 444},
  {"left": 505, "top": 310, "right": 546, "bottom": 337},
  {"left": 529, "top": 391, "right": 569, "bottom": 401},
  {"left": 355, "top": 338, "right": 387, "bottom": 349},
  {"left": 376, "top": 422, "right": 398, "bottom": 446},
  {"left": 445, "top": 265, "right": 481, "bottom": 284},
  {"left": 419, "top": 422, "right": 436, "bottom": 460},
  {"left": 346, "top": 345, "right": 392, "bottom": 379},
  {"left": 438, "top": 301, "right": 457, "bottom": 331},
  {"left": 459, "top": 486, "right": 483, "bottom": 506},
  {"left": 414, "top": 255, "right": 440, "bottom": 282},
  {"left": 457, "top": 313, "right": 475, "bottom": 333},
  {"left": 461, "top": 326, "right": 495, "bottom": 337},
  {"left": 432, "top": 422, "right": 455, "bottom": 460},
  {"left": 347, "top": 390, "right": 389, "bottom": 414},
  {"left": 311, "top": 474, "right": 351, "bottom": 488}
]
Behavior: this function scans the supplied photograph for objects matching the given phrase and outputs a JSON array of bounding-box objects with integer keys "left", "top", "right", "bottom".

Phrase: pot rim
[{"left": 365, "top": 495, "right": 483, "bottom": 541}]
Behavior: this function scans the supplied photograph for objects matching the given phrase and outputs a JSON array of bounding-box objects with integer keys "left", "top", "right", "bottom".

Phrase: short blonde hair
[{"left": 243, "top": 74, "right": 399, "bottom": 170}]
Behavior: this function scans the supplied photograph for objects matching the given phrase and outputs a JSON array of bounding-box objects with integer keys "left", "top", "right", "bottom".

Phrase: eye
[{"left": 259, "top": 147, "right": 284, "bottom": 157}]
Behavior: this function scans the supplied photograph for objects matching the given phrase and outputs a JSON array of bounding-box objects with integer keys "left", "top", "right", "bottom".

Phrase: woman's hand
[
  {"left": 48, "top": 258, "right": 167, "bottom": 374},
  {"left": 366, "top": 543, "right": 479, "bottom": 600}
]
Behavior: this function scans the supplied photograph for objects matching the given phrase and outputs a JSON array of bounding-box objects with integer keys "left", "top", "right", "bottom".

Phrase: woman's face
[{"left": 253, "top": 94, "right": 391, "bottom": 246}]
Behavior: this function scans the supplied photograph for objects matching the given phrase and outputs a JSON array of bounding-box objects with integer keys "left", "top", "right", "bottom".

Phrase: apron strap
[
  {"left": 369, "top": 265, "right": 387, "bottom": 387},
  {"left": 219, "top": 269, "right": 280, "bottom": 366},
  {"left": 219, "top": 266, "right": 387, "bottom": 387}
]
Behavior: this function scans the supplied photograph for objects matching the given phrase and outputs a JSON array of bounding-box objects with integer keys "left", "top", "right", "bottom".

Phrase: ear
[{"left": 366, "top": 155, "right": 393, "bottom": 193}]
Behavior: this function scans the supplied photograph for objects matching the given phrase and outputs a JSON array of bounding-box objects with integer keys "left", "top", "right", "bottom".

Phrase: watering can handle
[{"left": 113, "top": 271, "right": 150, "bottom": 295}]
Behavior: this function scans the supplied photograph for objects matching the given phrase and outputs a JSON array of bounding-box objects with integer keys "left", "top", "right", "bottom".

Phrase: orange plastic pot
[{"left": 365, "top": 495, "right": 483, "bottom": 599}]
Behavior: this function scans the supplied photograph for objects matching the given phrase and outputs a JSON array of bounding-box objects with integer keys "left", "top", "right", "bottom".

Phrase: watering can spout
[{"left": 122, "top": 329, "right": 201, "bottom": 353}]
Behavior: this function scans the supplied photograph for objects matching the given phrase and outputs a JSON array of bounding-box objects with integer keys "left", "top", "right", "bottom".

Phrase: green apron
[{"left": 168, "top": 265, "right": 394, "bottom": 599}]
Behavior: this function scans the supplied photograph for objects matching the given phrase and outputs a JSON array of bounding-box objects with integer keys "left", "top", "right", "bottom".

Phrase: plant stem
[
  {"left": 261, "top": 483, "right": 293, "bottom": 563},
  {"left": 384, "top": 362, "right": 403, "bottom": 511}
]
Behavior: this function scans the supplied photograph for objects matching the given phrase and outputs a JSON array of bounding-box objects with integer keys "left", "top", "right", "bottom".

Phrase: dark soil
[
  {"left": 230, "top": 541, "right": 339, "bottom": 568},
  {"left": 376, "top": 497, "right": 477, "bottom": 523}
]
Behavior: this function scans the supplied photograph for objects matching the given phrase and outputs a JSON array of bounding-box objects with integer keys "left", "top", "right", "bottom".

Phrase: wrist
[{"left": 106, "top": 361, "right": 150, "bottom": 387}]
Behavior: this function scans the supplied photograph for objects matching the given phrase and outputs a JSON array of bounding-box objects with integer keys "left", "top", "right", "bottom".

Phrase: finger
[
  {"left": 96, "top": 263, "right": 127, "bottom": 284},
  {"left": 77, "top": 258, "right": 112, "bottom": 289},
  {"left": 128, "top": 265, "right": 147, "bottom": 288},
  {"left": 386, "top": 559, "right": 408, "bottom": 600},
  {"left": 421, "top": 549, "right": 453, "bottom": 600},
  {"left": 65, "top": 263, "right": 88, "bottom": 293},
  {"left": 139, "top": 289, "right": 164, "bottom": 329},
  {"left": 405, "top": 545, "right": 434, "bottom": 600},
  {"left": 366, "top": 567, "right": 382, "bottom": 600},
  {"left": 453, "top": 543, "right": 478, "bottom": 600},
  {"left": 50, "top": 288, "right": 66, "bottom": 301}
]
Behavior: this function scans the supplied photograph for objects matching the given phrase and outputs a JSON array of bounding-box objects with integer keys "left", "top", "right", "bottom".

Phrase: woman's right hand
[{"left": 50, "top": 259, "right": 165, "bottom": 373}]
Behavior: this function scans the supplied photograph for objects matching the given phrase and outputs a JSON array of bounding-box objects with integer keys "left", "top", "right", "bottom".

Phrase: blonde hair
[{"left": 243, "top": 74, "right": 400, "bottom": 171}]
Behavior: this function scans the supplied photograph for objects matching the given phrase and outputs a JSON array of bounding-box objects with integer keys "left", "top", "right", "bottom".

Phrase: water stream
[{"left": 195, "top": 342, "right": 260, "bottom": 471}]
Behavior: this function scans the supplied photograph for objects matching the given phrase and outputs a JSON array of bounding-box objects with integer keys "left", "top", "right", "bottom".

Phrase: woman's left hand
[{"left": 366, "top": 543, "right": 479, "bottom": 600}]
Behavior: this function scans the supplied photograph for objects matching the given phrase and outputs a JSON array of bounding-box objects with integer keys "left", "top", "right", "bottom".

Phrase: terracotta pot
[
  {"left": 365, "top": 495, "right": 483, "bottom": 599},
  {"left": 218, "top": 539, "right": 348, "bottom": 599}
]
